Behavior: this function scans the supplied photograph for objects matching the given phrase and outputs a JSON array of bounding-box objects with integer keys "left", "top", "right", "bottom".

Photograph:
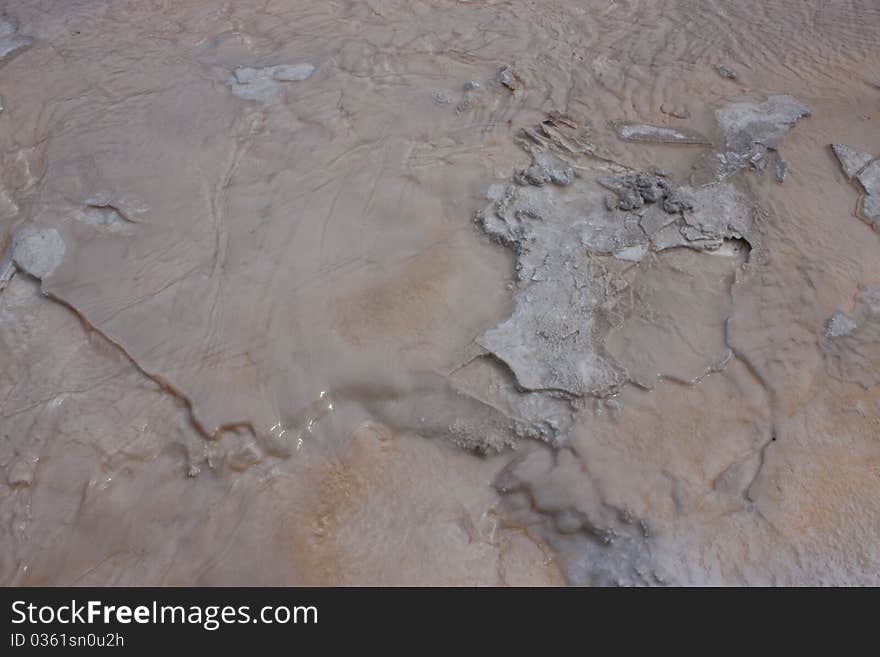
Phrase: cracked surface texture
[{"left": 1, "top": 0, "right": 880, "bottom": 586}]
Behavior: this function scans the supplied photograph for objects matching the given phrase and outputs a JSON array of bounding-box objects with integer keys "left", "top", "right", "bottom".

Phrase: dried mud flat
[{"left": 1, "top": 1, "right": 879, "bottom": 586}]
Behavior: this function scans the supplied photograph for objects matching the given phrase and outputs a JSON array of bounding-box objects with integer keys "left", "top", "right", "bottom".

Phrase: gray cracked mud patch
[
  {"left": 855, "top": 161, "right": 880, "bottom": 228},
  {"left": 855, "top": 160, "right": 880, "bottom": 197},
  {"left": 474, "top": 113, "right": 758, "bottom": 403},
  {"left": 471, "top": 94, "right": 809, "bottom": 420},
  {"left": 467, "top": 95, "right": 810, "bottom": 583},
  {"left": 514, "top": 152, "right": 573, "bottom": 187},
  {"left": 227, "top": 63, "right": 315, "bottom": 101},
  {"left": 821, "top": 285, "right": 880, "bottom": 389},
  {"left": 699, "top": 94, "right": 810, "bottom": 182},
  {"left": 831, "top": 144, "right": 880, "bottom": 229},
  {"left": 832, "top": 144, "right": 874, "bottom": 180}
]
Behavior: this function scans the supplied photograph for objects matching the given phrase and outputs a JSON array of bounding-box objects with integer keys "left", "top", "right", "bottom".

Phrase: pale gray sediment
[
  {"left": 6, "top": 225, "right": 66, "bottom": 280},
  {"left": 227, "top": 63, "right": 315, "bottom": 101},
  {"left": 0, "top": 17, "right": 31, "bottom": 65},
  {"left": 821, "top": 285, "right": 880, "bottom": 389},
  {"left": 613, "top": 121, "right": 710, "bottom": 145}
]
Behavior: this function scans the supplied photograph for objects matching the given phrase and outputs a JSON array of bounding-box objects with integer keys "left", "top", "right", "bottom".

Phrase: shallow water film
[{"left": 1, "top": 0, "right": 879, "bottom": 586}]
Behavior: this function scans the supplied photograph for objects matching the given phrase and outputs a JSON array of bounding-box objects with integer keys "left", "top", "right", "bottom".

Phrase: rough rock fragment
[
  {"left": 774, "top": 152, "right": 787, "bottom": 183},
  {"left": 859, "top": 195, "right": 880, "bottom": 228},
  {"left": 498, "top": 65, "right": 521, "bottom": 92},
  {"left": 856, "top": 160, "right": 880, "bottom": 197},
  {"left": 831, "top": 144, "right": 880, "bottom": 229},
  {"left": 716, "top": 64, "right": 737, "bottom": 80},
  {"left": 821, "top": 286, "right": 880, "bottom": 389}
]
